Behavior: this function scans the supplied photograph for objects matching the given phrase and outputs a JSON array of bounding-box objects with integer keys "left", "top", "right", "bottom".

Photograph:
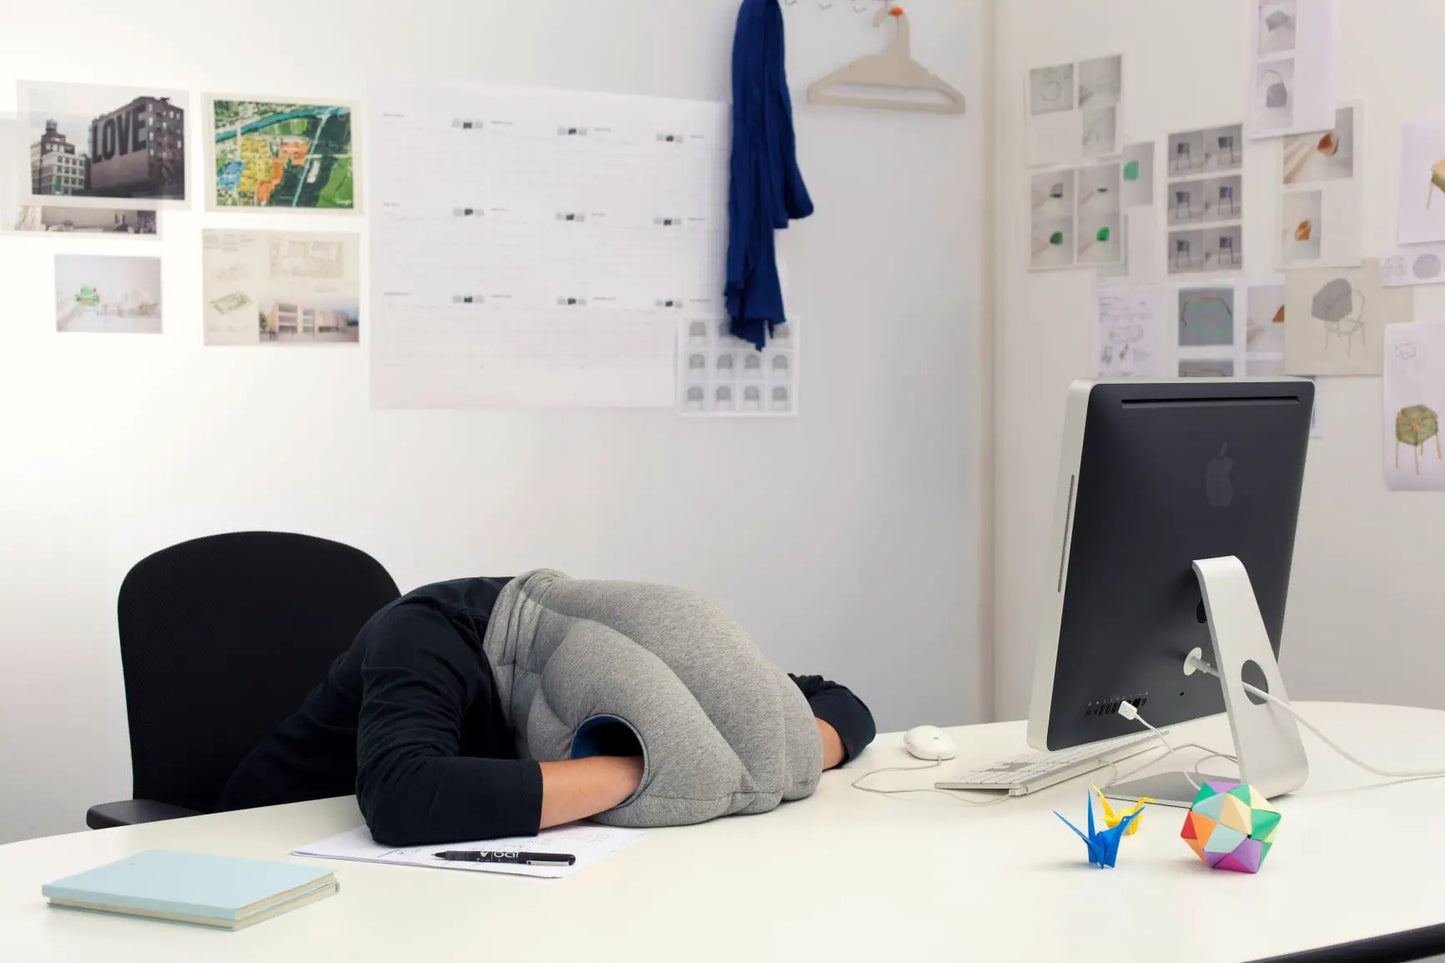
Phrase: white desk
[{"left": 5, "top": 702, "right": 1445, "bottom": 962}]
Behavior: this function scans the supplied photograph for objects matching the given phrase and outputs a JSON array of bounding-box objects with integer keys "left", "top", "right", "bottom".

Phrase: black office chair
[{"left": 86, "top": 532, "right": 400, "bottom": 829}]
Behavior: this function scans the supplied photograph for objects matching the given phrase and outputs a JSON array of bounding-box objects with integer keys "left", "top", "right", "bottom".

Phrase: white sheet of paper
[
  {"left": 367, "top": 78, "right": 729, "bottom": 408},
  {"left": 1249, "top": 0, "right": 1338, "bottom": 140},
  {"left": 1027, "top": 56, "right": 1122, "bottom": 167},
  {"left": 1383, "top": 322, "right": 1445, "bottom": 490},
  {"left": 1278, "top": 104, "right": 1362, "bottom": 269},
  {"left": 1092, "top": 285, "right": 1167, "bottom": 378},
  {"left": 678, "top": 316, "right": 798, "bottom": 416},
  {"left": 1284, "top": 260, "right": 1414, "bottom": 375},
  {"left": 293, "top": 823, "right": 647, "bottom": 880},
  {"left": 1380, "top": 243, "right": 1445, "bottom": 287},
  {"left": 1397, "top": 120, "right": 1445, "bottom": 245}
]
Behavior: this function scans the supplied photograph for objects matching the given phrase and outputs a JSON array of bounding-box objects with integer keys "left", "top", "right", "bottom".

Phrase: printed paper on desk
[
  {"left": 1383, "top": 322, "right": 1445, "bottom": 491},
  {"left": 293, "top": 823, "right": 646, "bottom": 879}
]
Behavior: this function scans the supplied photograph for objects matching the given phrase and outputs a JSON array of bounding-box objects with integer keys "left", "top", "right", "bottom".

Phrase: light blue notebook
[{"left": 42, "top": 850, "right": 338, "bottom": 930}]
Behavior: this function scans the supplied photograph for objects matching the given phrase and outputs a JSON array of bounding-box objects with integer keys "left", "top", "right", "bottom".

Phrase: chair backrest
[{"left": 115, "top": 532, "right": 400, "bottom": 812}]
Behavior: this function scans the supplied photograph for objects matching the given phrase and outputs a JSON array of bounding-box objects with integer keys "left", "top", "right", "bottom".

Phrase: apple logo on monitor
[{"left": 1206, "top": 444, "right": 1234, "bottom": 508}]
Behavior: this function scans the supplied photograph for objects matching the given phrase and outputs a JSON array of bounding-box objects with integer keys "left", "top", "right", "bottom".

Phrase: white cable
[
  {"left": 1107, "top": 740, "right": 1238, "bottom": 787},
  {"left": 1185, "top": 655, "right": 1445, "bottom": 781},
  {"left": 851, "top": 761, "right": 1011, "bottom": 808},
  {"left": 1116, "top": 701, "right": 1200, "bottom": 790}
]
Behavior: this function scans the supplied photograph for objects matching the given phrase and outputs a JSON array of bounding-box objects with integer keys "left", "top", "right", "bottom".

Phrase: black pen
[{"left": 433, "top": 849, "right": 576, "bottom": 866}]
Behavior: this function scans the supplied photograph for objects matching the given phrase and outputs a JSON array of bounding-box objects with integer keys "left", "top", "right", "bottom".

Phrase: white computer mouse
[{"left": 903, "top": 725, "right": 957, "bottom": 761}]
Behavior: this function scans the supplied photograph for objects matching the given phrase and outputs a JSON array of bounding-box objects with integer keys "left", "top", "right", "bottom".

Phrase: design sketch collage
[
  {"left": 1057, "top": 0, "right": 1445, "bottom": 485},
  {"left": 1028, "top": 55, "right": 1124, "bottom": 271},
  {"left": 1069, "top": 1, "right": 1363, "bottom": 453},
  {"left": 4, "top": 72, "right": 804, "bottom": 413}
]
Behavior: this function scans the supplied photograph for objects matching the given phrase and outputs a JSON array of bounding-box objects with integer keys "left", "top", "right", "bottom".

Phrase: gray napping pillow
[{"left": 482, "top": 570, "right": 822, "bottom": 827}]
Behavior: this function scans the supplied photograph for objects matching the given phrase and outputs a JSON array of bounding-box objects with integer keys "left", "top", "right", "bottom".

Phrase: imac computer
[{"left": 1024, "top": 377, "right": 1315, "bottom": 807}]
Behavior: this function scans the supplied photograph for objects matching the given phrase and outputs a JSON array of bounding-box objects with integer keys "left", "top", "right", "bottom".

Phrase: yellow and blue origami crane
[{"left": 1055, "top": 794, "right": 1142, "bottom": 868}]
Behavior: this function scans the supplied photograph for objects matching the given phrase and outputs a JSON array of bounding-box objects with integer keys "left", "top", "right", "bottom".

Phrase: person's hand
[
  {"left": 816, "top": 719, "right": 845, "bottom": 770},
  {"left": 537, "top": 756, "right": 644, "bottom": 829}
]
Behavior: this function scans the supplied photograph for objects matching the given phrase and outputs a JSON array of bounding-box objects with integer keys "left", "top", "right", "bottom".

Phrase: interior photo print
[{"left": 53, "top": 253, "right": 162, "bottom": 334}]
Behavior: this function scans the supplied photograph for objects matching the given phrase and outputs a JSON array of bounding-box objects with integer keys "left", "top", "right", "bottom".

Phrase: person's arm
[
  {"left": 538, "top": 757, "right": 644, "bottom": 828},
  {"left": 356, "top": 604, "right": 640, "bottom": 845},
  {"left": 815, "top": 718, "right": 846, "bottom": 770},
  {"left": 790, "top": 673, "right": 877, "bottom": 769}
]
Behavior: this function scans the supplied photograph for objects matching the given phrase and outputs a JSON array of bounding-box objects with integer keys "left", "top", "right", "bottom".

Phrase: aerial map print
[{"left": 210, "top": 99, "right": 357, "bottom": 210}]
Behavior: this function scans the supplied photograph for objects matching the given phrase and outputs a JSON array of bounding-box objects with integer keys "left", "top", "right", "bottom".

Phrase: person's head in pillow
[{"left": 215, "top": 573, "right": 876, "bottom": 846}]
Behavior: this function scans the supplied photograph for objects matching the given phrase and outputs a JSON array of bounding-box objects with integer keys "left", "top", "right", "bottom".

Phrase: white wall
[
  {"left": 0, "top": 0, "right": 986, "bottom": 843},
  {"left": 994, "top": 0, "right": 1445, "bottom": 718}
]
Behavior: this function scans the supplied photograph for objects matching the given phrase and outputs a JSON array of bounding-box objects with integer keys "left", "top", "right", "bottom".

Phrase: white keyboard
[{"left": 934, "top": 732, "right": 1160, "bottom": 796}]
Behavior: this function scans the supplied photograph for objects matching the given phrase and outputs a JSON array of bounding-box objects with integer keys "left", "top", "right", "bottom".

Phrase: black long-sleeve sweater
[{"left": 215, "top": 577, "right": 876, "bottom": 845}]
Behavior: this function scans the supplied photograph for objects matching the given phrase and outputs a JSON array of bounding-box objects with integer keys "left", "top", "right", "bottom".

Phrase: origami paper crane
[
  {"left": 1055, "top": 794, "right": 1141, "bottom": 868},
  {"left": 1181, "top": 780, "right": 1281, "bottom": 874},
  {"left": 1092, "top": 785, "right": 1153, "bottom": 836}
]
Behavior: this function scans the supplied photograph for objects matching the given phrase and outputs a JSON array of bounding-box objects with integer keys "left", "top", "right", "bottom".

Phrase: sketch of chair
[
  {"left": 1174, "top": 239, "right": 1192, "bottom": 269},
  {"left": 1311, "top": 277, "right": 1366, "bottom": 357},
  {"left": 1218, "top": 184, "right": 1237, "bottom": 215},
  {"left": 1395, "top": 405, "right": 1441, "bottom": 474},
  {"left": 1218, "top": 234, "right": 1238, "bottom": 266},
  {"left": 1265, "top": 8, "right": 1293, "bottom": 32},
  {"left": 1217, "top": 134, "right": 1239, "bottom": 166},
  {"left": 1263, "top": 69, "right": 1289, "bottom": 109},
  {"left": 1174, "top": 141, "right": 1192, "bottom": 171},
  {"left": 1427, "top": 159, "right": 1445, "bottom": 208},
  {"left": 1172, "top": 189, "right": 1194, "bottom": 221}
]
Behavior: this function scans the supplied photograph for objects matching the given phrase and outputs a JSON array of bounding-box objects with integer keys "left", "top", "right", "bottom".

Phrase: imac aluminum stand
[{"left": 1106, "top": 556, "right": 1309, "bottom": 808}]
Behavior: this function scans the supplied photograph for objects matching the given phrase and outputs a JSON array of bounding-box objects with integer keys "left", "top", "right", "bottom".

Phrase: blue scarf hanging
[{"left": 725, "top": 0, "right": 814, "bottom": 351}]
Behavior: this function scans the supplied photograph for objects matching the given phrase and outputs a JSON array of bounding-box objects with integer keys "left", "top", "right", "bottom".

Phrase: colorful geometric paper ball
[{"left": 1180, "top": 780, "right": 1281, "bottom": 874}]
